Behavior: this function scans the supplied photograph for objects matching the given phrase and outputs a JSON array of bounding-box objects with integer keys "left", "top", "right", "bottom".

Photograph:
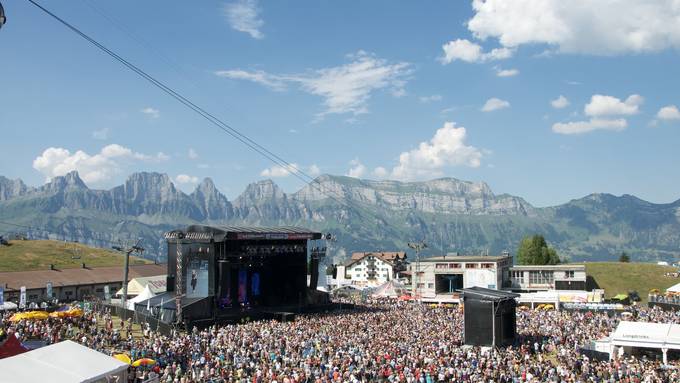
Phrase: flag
[{"left": 19, "top": 286, "right": 26, "bottom": 309}]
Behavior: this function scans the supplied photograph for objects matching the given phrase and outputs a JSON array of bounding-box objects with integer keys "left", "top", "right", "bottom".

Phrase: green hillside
[
  {"left": 586, "top": 262, "right": 679, "bottom": 302},
  {"left": 0, "top": 240, "right": 151, "bottom": 272}
]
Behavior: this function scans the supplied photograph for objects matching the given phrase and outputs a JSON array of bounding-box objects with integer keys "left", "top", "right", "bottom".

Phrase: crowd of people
[{"left": 1, "top": 301, "right": 680, "bottom": 382}]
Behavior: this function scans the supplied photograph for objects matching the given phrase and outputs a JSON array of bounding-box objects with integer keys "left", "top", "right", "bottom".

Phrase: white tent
[
  {"left": 372, "top": 280, "right": 406, "bottom": 298},
  {"left": 126, "top": 284, "right": 155, "bottom": 310},
  {"left": 0, "top": 340, "right": 128, "bottom": 383},
  {"left": 116, "top": 274, "right": 167, "bottom": 297},
  {"left": 666, "top": 282, "right": 680, "bottom": 293},
  {"left": 0, "top": 301, "right": 18, "bottom": 311},
  {"left": 611, "top": 321, "right": 680, "bottom": 364}
]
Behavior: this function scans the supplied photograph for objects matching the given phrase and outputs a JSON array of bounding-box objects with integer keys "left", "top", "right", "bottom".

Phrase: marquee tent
[
  {"left": 666, "top": 282, "right": 680, "bottom": 293},
  {"left": 372, "top": 280, "right": 407, "bottom": 298},
  {"left": 0, "top": 340, "right": 128, "bottom": 382},
  {"left": 611, "top": 321, "right": 680, "bottom": 364},
  {"left": 116, "top": 274, "right": 167, "bottom": 297},
  {"left": 0, "top": 301, "right": 17, "bottom": 311},
  {"left": 126, "top": 285, "right": 155, "bottom": 310}
]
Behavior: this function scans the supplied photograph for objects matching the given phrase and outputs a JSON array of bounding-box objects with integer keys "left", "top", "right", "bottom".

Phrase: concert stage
[{"left": 162, "top": 225, "right": 329, "bottom": 326}]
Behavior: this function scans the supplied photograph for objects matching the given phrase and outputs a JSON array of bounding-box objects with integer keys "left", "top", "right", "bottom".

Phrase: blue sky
[{"left": 1, "top": 0, "right": 679, "bottom": 206}]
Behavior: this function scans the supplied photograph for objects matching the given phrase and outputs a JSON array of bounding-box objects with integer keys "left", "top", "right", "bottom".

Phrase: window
[
  {"left": 465, "top": 263, "right": 478, "bottom": 269},
  {"left": 529, "top": 271, "right": 554, "bottom": 285},
  {"left": 417, "top": 283, "right": 425, "bottom": 288},
  {"left": 565, "top": 270, "right": 575, "bottom": 278},
  {"left": 427, "top": 283, "right": 434, "bottom": 289},
  {"left": 450, "top": 263, "right": 461, "bottom": 269},
  {"left": 65, "top": 291, "right": 73, "bottom": 296},
  {"left": 29, "top": 294, "right": 39, "bottom": 300},
  {"left": 512, "top": 271, "right": 524, "bottom": 284},
  {"left": 95, "top": 288, "right": 104, "bottom": 293},
  {"left": 436, "top": 263, "right": 448, "bottom": 269},
  {"left": 481, "top": 263, "right": 494, "bottom": 269}
]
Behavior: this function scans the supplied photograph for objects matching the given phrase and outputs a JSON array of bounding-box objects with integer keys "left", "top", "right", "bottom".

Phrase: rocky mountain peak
[
  {"left": 122, "top": 172, "right": 178, "bottom": 203},
  {"left": 41, "top": 171, "right": 88, "bottom": 193},
  {"left": 0, "top": 176, "right": 31, "bottom": 200},
  {"left": 239, "top": 179, "right": 285, "bottom": 201}
]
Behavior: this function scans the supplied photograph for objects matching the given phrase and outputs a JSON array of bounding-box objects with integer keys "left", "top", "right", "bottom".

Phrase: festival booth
[
  {"left": 0, "top": 301, "right": 17, "bottom": 311},
  {"left": 371, "top": 280, "right": 407, "bottom": 299},
  {"left": 125, "top": 285, "right": 155, "bottom": 310},
  {"left": 0, "top": 340, "right": 128, "bottom": 382},
  {"left": 610, "top": 321, "right": 680, "bottom": 364},
  {"left": 115, "top": 274, "right": 167, "bottom": 297}
]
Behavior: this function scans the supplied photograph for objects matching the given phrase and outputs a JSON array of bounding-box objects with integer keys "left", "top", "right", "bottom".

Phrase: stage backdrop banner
[
  {"left": 19, "top": 286, "right": 26, "bottom": 308},
  {"left": 186, "top": 258, "right": 209, "bottom": 298}
]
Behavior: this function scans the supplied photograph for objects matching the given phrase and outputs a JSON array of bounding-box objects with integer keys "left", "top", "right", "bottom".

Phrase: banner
[
  {"left": 46, "top": 282, "right": 53, "bottom": 299},
  {"left": 0, "top": 286, "right": 4, "bottom": 306},
  {"left": 19, "top": 286, "right": 26, "bottom": 309},
  {"left": 104, "top": 285, "right": 111, "bottom": 300}
]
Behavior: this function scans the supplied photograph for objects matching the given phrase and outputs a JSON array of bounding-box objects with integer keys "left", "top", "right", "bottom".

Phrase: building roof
[
  {"left": 611, "top": 321, "right": 680, "bottom": 350},
  {"left": 509, "top": 264, "right": 585, "bottom": 271},
  {"left": 459, "top": 286, "right": 520, "bottom": 301},
  {"left": 422, "top": 255, "right": 511, "bottom": 262},
  {"left": 346, "top": 251, "right": 407, "bottom": 267},
  {"left": 0, "top": 264, "right": 166, "bottom": 292},
  {"left": 165, "top": 225, "right": 322, "bottom": 242}
]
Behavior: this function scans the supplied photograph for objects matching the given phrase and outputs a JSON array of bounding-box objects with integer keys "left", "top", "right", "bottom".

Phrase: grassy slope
[
  {"left": 0, "top": 240, "right": 151, "bottom": 272},
  {"left": 585, "top": 262, "right": 679, "bottom": 302}
]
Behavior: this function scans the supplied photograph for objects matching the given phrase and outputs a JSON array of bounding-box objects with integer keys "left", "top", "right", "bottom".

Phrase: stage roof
[
  {"left": 165, "top": 225, "right": 323, "bottom": 242},
  {"left": 459, "top": 286, "right": 520, "bottom": 301}
]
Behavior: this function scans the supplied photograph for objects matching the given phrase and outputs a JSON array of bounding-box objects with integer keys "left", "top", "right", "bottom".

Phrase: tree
[
  {"left": 619, "top": 251, "right": 630, "bottom": 263},
  {"left": 517, "top": 235, "right": 561, "bottom": 265}
]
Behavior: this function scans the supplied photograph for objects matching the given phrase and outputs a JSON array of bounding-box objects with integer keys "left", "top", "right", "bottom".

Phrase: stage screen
[{"left": 186, "top": 258, "right": 209, "bottom": 298}]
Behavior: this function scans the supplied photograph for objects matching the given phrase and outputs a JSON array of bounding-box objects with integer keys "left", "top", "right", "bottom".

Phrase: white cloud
[
  {"left": 141, "top": 107, "right": 160, "bottom": 119},
  {"left": 188, "top": 148, "right": 199, "bottom": 160},
  {"left": 216, "top": 51, "right": 412, "bottom": 118},
  {"left": 260, "top": 163, "right": 298, "bottom": 178},
  {"left": 465, "top": 0, "right": 680, "bottom": 56},
  {"left": 440, "top": 38, "right": 514, "bottom": 64},
  {"left": 92, "top": 128, "right": 109, "bottom": 140},
  {"left": 552, "top": 118, "right": 627, "bottom": 135},
  {"left": 32, "top": 144, "right": 169, "bottom": 185},
  {"left": 346, "top": 159, "right": 366, "bottom": 178},
  {"left": 390, "top": 122, "right": 482, "bottom": 181},
  {"left": 419, "top": 95, "right": 442, "bottom": 103},
  {"left": 224, "top": 0, "right": 264, "bottom": 39},
  {"left": 214, "top": 70, "right": 286, "bottom": 91},
  {"left": 259, "top": 163, "right": 320, "bottom": 178},
  {"left": 308, "top": 164, "right": 321, "bottom": 177},
  {"left": 495, "top": 68, "right": 519, "bottom": 77},
  {"left": 175, "top": 174, "right": 199, "bottom": 184},
  {"left": 584, "top": 94, "right": 643, "bottom": 116},
  {"left": 657, "top": 105, "right": 680, "bottom": 120},
  {"left": 372, "top": 166, "right": 388, "bottom": 178},
  {"left": 481, "top": 97, "right": 510, "bottom": 112},
  {"left": 551, "top": 95, "right": 570, "bottom": 109}
]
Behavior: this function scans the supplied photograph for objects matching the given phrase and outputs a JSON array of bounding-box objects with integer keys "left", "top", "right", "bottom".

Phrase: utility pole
[
  {"left": 113, "top": 239, "right": 144, "bottom": 318},
  {"left": 407, "top": 241, "right": 427, "bottom": 300}
]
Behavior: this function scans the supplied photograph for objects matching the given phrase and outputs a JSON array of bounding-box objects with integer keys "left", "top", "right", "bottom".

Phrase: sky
[{"left": 1, "top": 0, "right": 680, "bottom": 207}]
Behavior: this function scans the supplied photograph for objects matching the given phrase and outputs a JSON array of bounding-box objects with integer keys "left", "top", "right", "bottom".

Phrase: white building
[
  {"left": 412, "top": 254, "right": 513, "bottom": 303},
  {"left": 508, "top": 264, "right": 587, "bottom": 292},
  {"left": 335, "top": 252, "right": 407, "bottom": 287}
]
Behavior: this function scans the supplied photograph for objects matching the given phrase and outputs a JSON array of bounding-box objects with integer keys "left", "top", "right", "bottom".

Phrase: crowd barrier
[{"left": 96, "top": 303, "right": 175, "bottom": 336}]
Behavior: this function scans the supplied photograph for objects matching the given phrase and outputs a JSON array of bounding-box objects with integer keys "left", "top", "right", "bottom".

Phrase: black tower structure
[{"left": 460, "top": 287, "right": 519, "bottom": 347}]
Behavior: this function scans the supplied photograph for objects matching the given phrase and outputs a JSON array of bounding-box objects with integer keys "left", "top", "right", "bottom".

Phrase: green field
[
  {"left": 0, "top": 240, "right": 151, "bottom": 272},
  {"left": 585, "top": 262, "right": 679, "bottom": 302}
]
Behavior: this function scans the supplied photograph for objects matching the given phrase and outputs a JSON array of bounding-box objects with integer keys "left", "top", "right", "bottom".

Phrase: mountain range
[{"left": 1, "top": 171, "right": 679, "bottom": 264}]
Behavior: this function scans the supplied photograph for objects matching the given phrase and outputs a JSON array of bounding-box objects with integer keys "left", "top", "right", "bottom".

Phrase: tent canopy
[
  {"left": 116, "top": 274, "right": 166, "bottom": 296},
  {"left": 126, "top": 285, "right": 155, "bottom": 310},
  {"left": 612, "top": 321, "right": 680, "bottom": 350},
  {"left": 0, "top": 301, "right": 18, "bottom": 311},
  {"left": 371, "top": 280, "right": 406, "bottom": 298},
  {"left": 667, "top": 282, "right": 680, "bottom": 293},
  {"left": 0, "top": 340, "right": 128, "bottom": 383}
]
